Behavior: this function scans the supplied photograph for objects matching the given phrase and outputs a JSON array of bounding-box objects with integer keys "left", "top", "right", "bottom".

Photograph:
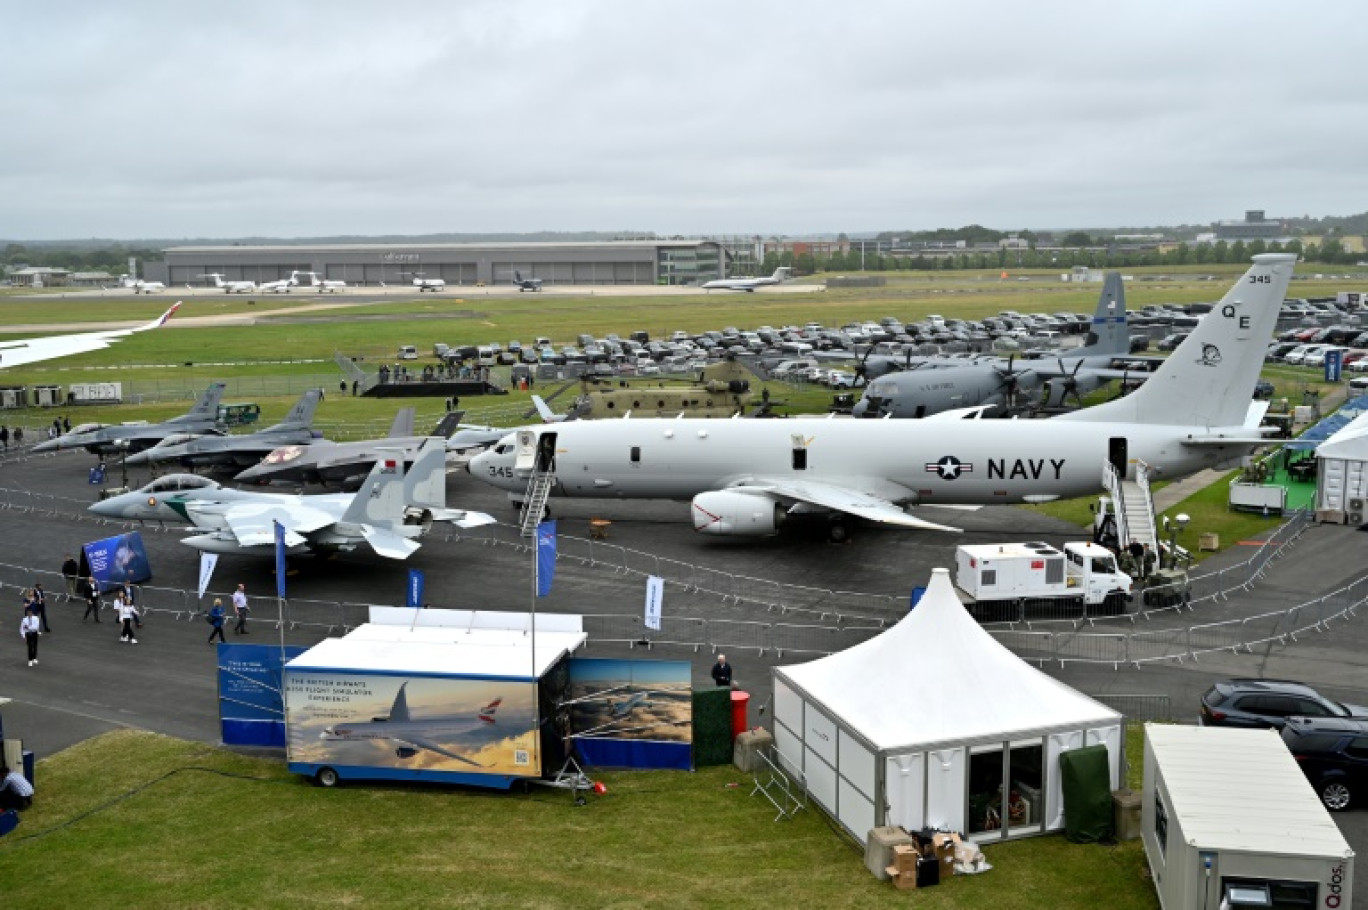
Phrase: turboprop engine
[{"left": 691, "top": 490, "right": 787, "bottom": 536}]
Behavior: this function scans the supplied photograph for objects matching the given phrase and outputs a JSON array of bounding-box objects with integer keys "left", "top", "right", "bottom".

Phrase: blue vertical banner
[
  {"left": 644, "top": 575, "right": 663, "bottom": 630},
  {"left": 407, "top": 569, "right": 425, "bottom": 608},
  {"left": 536, "top": 519, "right": 557, "bottom": 597},
  {"left": 274, "top": 521, "right": 287, "bottom": 599},
  {"left": 88, "top": 463, "right": 106, "bottom": 485}
]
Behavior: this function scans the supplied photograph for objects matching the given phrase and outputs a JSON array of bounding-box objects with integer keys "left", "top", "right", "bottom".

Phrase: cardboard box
[
  {"left": 891, "top": 844, "right": 920, "bottom": 875},
  {"left": 932, "top": 832, "right": 961, "bottom": 879},
  {"left": 885, "top": 866, "right": 917, "bottom": 891}
]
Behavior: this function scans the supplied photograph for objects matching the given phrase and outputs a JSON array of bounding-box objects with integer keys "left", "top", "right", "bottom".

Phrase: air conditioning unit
[
  {"left": 1349, "top": 497, "right": 1365, "bottom": 512},
  {"left": 0, "top": 387, "right": 26, "bottom": 409},
  {"left": 1349, "top": 512, "right": 1365, "bottom": 526}
]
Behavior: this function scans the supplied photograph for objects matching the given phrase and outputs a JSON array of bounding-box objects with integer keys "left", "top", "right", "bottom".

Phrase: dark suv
[
  {"left": 1280, "top": 716, "right": 1368, "bottom": 811},
  {"left": 1199, "top": 679, "right": 1368, "bottom": 730}
]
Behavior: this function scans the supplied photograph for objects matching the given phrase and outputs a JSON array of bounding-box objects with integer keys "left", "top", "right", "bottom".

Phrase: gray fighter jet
[
  {"left": 32, "top": 382, "right": 228, "bottom": 457},
  {"left": 234, "top": 408, "right": 463, "bottom": 489},
  {"left": 124, "top": 388, "right": 325, "bottom": 470}
]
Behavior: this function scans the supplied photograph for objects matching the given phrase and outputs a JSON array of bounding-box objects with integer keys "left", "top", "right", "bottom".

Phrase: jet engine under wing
[
  {"left": 709, "top": 478, "right": 962, "bottom": 533},
  {"left": 391, "top": 736, "right": 484, "bottom": 767}
]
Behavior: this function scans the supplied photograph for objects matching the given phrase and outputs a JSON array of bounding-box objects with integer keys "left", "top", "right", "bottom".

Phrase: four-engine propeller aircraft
[
  {"left": 513, "top": 270, "right": 543, "bottom": 292},
  {"left": 851, "top": 272, "right": 1141, "bottom": 417},
  {"left": 701, "top": 266, "right": 792, "bottom": 292},
  {"left": 201, "top": 273, "right": 257, "bottom": 294},
  {"left": 154, "top": 438, "right": 491, "bottom": 559},
  {"left": 124, "top": 388, "right": 326, "bottom": 470},
  {"left": 471, "top": 254, "right": 1294, "bottom": 540},
  {"left": 0, "top": 301, "right": 180, "bottom": 369},
  {"left": 33, "top": 381, "right": 228, "bottom": 457},
  {"left": 320, "top": 684, "right": 502, "bottom": 766}
]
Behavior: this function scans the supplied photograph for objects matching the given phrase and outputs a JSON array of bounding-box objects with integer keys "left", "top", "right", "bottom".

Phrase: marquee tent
[
  {"left": 1315, "top": 405, "right": 1368, "bottom": 523},
  {"left": 772, "top": 568, "right": 1122, "bottom": 846}
]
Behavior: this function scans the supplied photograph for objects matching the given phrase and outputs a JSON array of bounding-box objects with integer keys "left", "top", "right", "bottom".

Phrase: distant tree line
[{"left": 3, "top": 243, "right": 163, "bottom": 271}]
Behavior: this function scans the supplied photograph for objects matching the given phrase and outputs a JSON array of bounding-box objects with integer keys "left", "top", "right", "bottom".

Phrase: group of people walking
[{"left": 19, "top": 553, "right": 253, "bottom": 665}]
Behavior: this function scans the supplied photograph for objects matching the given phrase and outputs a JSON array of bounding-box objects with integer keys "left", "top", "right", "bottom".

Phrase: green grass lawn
[{"left": 0, "top": 729, "right": 1158, "bottom": 910}]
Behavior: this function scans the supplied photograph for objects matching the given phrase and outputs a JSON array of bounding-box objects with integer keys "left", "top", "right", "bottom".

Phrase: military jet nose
[
  {"left": 123, "top": 450, "right": 152, "bottom": 466},
  {"left": 31, "top": 438, "right": 62, "bottom": 453},
  {"left": 87, "top": 495, "right": 129, "bottom": 518}
]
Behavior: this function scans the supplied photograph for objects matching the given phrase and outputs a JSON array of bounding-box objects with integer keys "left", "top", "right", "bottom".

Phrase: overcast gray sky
[{"left": 4, "top": 1, "right": 1366, "bottom": 240}]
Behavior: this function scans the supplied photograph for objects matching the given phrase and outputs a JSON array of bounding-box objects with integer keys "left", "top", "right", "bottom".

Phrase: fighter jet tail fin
[
  {"left": 401, "top": 438, "right": 448, "bottom": 510},
  {"left": 175, "top": 382, "right": 228, "bottom": 425},
  {"left": 1057, "top": 254, "right": 1294, "bottom": 428},
  {"left": 278, "top": 388, "right": 323, "bottom": 429},
  {"left": 388, "top": 407, "right": 416, "bottom": 438}
]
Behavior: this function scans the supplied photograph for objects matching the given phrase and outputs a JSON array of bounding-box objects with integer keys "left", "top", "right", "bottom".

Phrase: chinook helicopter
[{"left": 529, "top": 354, "right": 775, "bottom": 421}]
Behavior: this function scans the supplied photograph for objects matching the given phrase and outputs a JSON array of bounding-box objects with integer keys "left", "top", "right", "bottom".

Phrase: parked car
[
  {"left": 1156, "top": 333, "right": 1189, "bottom": 351},
  {"left": 1280, "top": 716, "right": 1368, "bottom": 811},
  {"left": 1199, "top": 679, "right": 1368, "bottom": 730}
]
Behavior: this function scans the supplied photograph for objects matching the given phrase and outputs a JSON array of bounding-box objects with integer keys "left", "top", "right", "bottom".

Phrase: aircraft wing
[
  {"left": 0, "top": 302, "right": 180, "bottom": 369},
  {"left": 214, "top": 500, "right": 341, "bottom": 548},
  {"left": 360, "top": 525, "right": 422, "bottom": 559},
  {"left": 428, "top": 508, "right": 498, "bottom": 530},
  {"left": 735, "top": 478, "right": 962, "bottom": 533},
  {"left": 393, "top": 736, "right": 484, "bottom": 767}
]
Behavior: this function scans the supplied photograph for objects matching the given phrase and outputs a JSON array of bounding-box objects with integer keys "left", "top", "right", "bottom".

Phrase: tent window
[
  {"left": 967, "top": 747, "right": 1005, "bottom": 837},
  {"left": 1154, "top": 793, "right": 1168, "bottom": 856},
  {"left": 980, "top": 570, "right": 997, "bottom": 587},
  {"left": 792, "top": 448, "right": 807, "bottom": 471},
  {"left": 630, "top": 446, "right": 641, "bottom": 464}
]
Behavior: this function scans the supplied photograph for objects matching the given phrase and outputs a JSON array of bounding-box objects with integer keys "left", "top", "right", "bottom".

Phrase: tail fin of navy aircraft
[
  {"left": 1057, "top": 253, "right": 1294, "bottom": 428},
  {"left": 1070, "top": 271, "right": 1128, "bottom": 358},
  {"left": 173, "top": 382, "right": 228, "bottom": 425}
]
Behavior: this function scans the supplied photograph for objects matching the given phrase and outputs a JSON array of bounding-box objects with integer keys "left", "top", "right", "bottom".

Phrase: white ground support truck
[{"left": 953, "top": 540, "right": 1133, "bottom": 621}]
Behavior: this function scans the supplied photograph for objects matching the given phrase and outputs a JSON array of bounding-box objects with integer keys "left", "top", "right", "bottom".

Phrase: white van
[
  {"left": 397, "top": 345, "right": 418, "bottom": 360},
  {"left": 476, "top": 345, "right": 497, "bottom": 367},
  {"left": 779, "top": 341, "right": 815, "bottom": 357}
]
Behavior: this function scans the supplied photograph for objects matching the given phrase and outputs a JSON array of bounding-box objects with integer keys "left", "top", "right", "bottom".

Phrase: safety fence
[{"left": 0, "top": 481, "right": 1354, "bottom": 667}]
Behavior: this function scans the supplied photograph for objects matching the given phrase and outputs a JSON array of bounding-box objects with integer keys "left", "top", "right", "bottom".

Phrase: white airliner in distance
[
  {"left": 408, "top": 273, "right": 446, "bottom": 292},
  {"left": 118, "top": 274, "right": 167, "bottom": 294},
  {"left": 259, "top": 277, "right": 293, "bottom": 293},
  {"left": 201, "top": 273, "right": 257, "bottom": 294},
  {"left": 471, "top": 254, "right": 1295, "bottom": 540},
  {"left": 701, "top": 266, "right": 792, "bottom": 292},
  {"left": 0, "top": 301, "right": 180, "bottom": 369},
  {"left": 290, "top": 271, "right": 346, "bottom": 293},
  {"left": 321, "top": 683, "right": 502, "bottom": 766}
]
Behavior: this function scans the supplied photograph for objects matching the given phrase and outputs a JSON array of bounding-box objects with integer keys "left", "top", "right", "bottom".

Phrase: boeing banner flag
[
  {"left": 536, "top": 519, "right": 557, "bottom": 597},
  {"left": 274, "top": 521, "right": 287, "bottom": 599},
  {"left": 407, "top": 569, "right": 425, "bottom": 608},
  {"left": 644, "top": 575, "right": 663, "bottom": 631}
]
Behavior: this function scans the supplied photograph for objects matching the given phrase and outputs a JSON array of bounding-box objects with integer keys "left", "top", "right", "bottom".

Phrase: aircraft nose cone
[
  {"left": 87, "top": 497, "right": 123, "bottom": 518},
  {"left": 124, "top": 450, "right": 151, "bottom": 466},
  {"left": 31, "top": 439, "right": 61, "bottom": 453}
]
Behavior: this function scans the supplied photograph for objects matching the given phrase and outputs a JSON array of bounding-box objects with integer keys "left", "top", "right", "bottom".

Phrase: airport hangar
[{"left": 146, "top": 239, "right": 727, "bottom": 288}]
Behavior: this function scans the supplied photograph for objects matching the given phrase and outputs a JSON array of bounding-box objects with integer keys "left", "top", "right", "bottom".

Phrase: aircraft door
[
  {"left": 791, "top": 434, "right": 808, "bottom": 471},
  {"left": 1108, "top": 437, "right": 1128, "bottom": 481}
]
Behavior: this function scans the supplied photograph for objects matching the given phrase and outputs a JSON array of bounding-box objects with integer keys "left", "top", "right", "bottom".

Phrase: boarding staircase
[
  {"left": 518, "top": 469, "right": 556, "bottom": 538},
  {"left": 1103, "top": 460, "right": 1159, "bottom": 554}
]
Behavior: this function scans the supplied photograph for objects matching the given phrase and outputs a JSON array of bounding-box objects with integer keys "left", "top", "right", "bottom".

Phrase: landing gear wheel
[
  {"left": 315, "top": 767, "right": 340, "bottom": 788},
  {"left": 827, "top": 519, "right": 850, "bottom": 544}
]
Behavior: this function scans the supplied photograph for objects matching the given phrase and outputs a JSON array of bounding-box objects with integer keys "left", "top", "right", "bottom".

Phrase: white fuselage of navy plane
[{"left": 469, "top": 254, "right": 1294, "bottom": 537}]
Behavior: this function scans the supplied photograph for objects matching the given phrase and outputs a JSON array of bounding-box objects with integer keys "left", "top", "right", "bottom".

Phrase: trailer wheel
[
  {"left": 315, "top": 767, "right": 340, "bottom": 788},
  {"left": 827, "top": 518, "right": 850, "bottom": 544}
]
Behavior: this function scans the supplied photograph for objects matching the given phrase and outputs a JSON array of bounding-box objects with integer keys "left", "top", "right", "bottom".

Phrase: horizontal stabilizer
[{"left": 361, "top": 525, "right": 422, "bottom": 559}]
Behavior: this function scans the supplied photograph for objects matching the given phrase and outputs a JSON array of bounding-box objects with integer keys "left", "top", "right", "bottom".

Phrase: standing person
[
  {"left": 206, "top": 598, "right": 227, "bottom": 644},
  {"left": 13, "top": 426, "right": 22, "bottom": 445},
  {"left": 30, "top": 582, "right": 50, "bottom": 633},
  {"left": 81, "top": 575, "right": 102, "bottom": 623},
  {"left": 711, "top": 653, "right": 733, "bottom": 688},
  {"left": 61, "top": 553, "right": 80, "bottom": 602},
  {"left": 116, "top": 591, "right": 138, "bottom": 644},
  {"left": 121, "top": 581, "right": 142, "bottom": 629},
  {"left": 0, "top": 425, "right": 8, "bottom": 450},
  {"left": 21, "top": 607, "right": 40, "bottom": 667},
  {"left": 1141, "top": 543, "right": 1157, "bottom": 584},
  {"left": 1127, "top": 538, "right": 1144, "bottom": 565},
  {"left": 232, "top": 583, "right": 250, "bottom": 634},
  {"left": 62, "top": 415, "right": 71, "bottom": 433}
]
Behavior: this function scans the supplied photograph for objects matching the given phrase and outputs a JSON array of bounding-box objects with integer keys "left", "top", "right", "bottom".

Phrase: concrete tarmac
[{"left": 2, "top": 445, "right": 1366, "bottom": 891}]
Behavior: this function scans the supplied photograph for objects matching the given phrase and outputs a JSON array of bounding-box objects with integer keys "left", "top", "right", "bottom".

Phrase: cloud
[{"left": 4, "top": 1, "right": 1366, "bottom": 238}]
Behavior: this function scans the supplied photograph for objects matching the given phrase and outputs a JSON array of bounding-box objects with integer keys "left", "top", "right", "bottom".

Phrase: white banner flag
[
  {"left": 197, "top": 553, "right": 219, "bottom": 600},
  {"left": 644, "top": 575, "right": 663, "bottom": 631}
]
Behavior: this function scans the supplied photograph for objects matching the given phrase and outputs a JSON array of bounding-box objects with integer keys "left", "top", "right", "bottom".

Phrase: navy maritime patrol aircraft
[{"left": 471, "top": 254, "right": 1295, "bottom": 539}]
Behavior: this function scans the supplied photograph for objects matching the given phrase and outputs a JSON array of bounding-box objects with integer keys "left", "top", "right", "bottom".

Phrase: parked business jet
[
  {"left": 200, "top": 273, "right": 257, "bottom": 294},
  {"left": 259, "top": 277, "right": 293, "bottom": 293},
  {"left": 290, "top": 271, "right": 346, "bottom": 293},
  {"left": 513, "top": 271, "right": 543, "bottom": 292},
  {"left": 407, "top": 273, "right": 446, "bottom": 292},
  {"left": 119, "top": 274, "right": 167, "bottom": 294},
  {"left": 701, "top": 267, "right": 792, "bottom": 292},
  {"left": 320, "top": 683, "right": 501, "bottom": 766},
  {"left": 471, "top": 254, "right": 1295, "bottom": 540},
  {"left": 0, "top": 301, "right": 180, "bottom": 369}
]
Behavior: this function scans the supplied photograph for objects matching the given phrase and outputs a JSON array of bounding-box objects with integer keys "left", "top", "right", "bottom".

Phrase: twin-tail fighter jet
[{"left": 471, "top": 254, "right": 1295, "bottom": 541}]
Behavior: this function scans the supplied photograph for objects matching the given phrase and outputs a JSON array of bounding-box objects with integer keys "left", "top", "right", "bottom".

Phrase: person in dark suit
[{"left": 711, "top": 654, "right": 734, "bottom": 687}]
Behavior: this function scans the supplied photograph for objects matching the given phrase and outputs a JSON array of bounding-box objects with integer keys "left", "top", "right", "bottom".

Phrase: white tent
[
  {"left": 772, "top": 568, "right": 1123, "bottom": 846},
  {"left": 1316, "top": 408, "right": 1368, "bottom": 523}
]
